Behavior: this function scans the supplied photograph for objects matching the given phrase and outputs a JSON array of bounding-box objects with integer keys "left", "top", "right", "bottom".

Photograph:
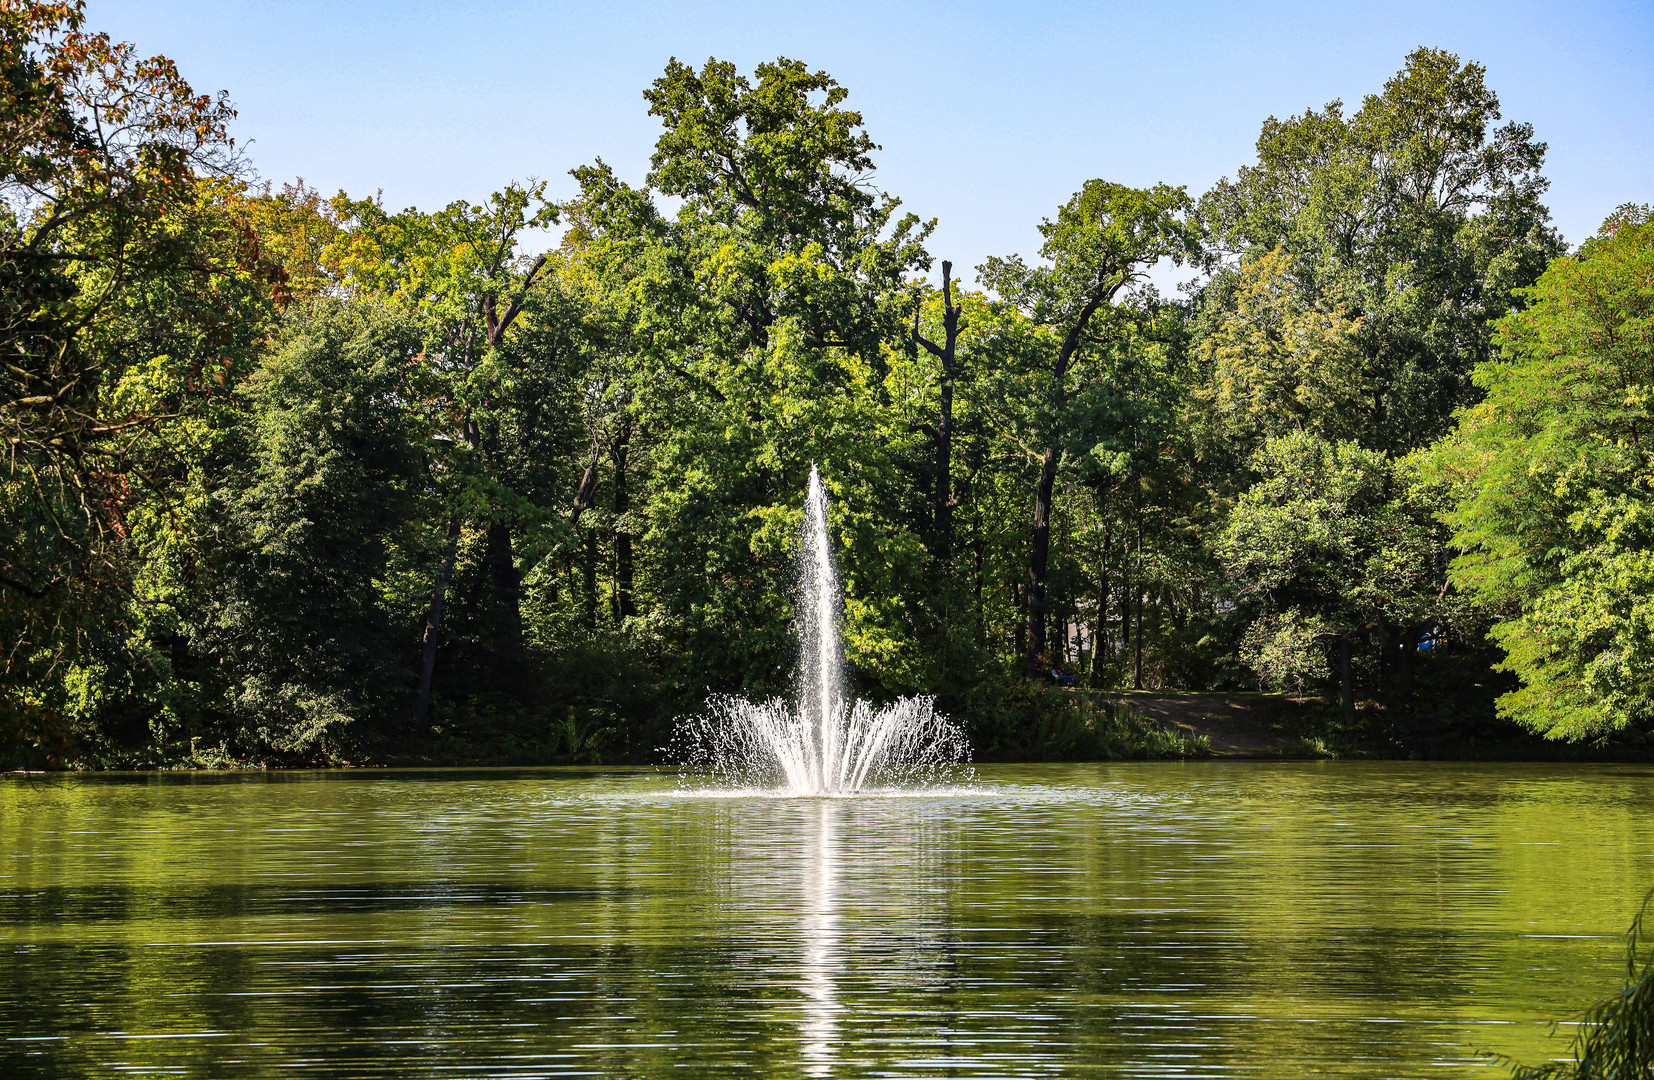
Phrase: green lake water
[{"left": 3, "top": 762, "right": 1652, "bottom": 1078}]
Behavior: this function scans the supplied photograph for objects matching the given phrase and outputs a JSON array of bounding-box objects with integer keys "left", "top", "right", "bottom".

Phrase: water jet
[{"left": 672, "top": 466, "right": 971, "bottom": 794}]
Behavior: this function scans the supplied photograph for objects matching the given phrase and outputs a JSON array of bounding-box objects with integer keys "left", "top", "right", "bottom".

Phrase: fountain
[{"left": 672, "top": 465, "right": 971, "bottom": 794}]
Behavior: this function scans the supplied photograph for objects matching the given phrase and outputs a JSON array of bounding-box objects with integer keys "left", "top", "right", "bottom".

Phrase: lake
[{"left": 3, "top": 762, "right": 1651, "bottom": 1078}]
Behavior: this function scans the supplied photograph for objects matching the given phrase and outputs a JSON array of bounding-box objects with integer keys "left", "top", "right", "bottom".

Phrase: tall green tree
[
  {"left": 191, "top": 300, "right": 427, "bottom": 760},
  {"left": 1199, "top": 46, "right": 1561, "bottom": 455},
  {"left": 1432, "top": 206, "right": 1654, "bottom": 740},
  {"left": 0, "top": 2, "right": 278, "bottom": 761},
  {"left": 1194, "top": 244, "right": 1368, "bottom": 449},
  {"left": 1219, "top": 430, "right": 1448, "bottom": 716},
  {"left": 327, "top": 183, "right": 593, "bottom": 721},
  {"left": 980, "top": 179, "right": 1199, "bottom": 674},
  {"left": 560, "top": 57, "right": 935, "bottom": 699}
]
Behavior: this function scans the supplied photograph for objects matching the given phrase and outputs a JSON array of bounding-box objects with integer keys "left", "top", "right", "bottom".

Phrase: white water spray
[{"left": 672, "top": 466, "right": 970, "bottom": 794}]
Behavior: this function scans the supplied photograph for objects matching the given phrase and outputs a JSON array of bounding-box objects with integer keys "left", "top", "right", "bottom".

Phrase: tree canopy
[{"left": 1431, "top": 206, "right": 1654, "bottom": 741}]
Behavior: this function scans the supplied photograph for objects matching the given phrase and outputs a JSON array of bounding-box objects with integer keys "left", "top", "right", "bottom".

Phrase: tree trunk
[
  {"left": 1119, "top": 537, "right": 1132, "bottom": 665},
  {"left": 1089, "top": 530, "right": 1110, "bottom": 688},
  {"left": 486, "top": 519, "right": 525, "bottom": 657},
  {"left": 1398, "top": 624, "right": 1418, "bottom": 716},
  {"left": 972, "top": 519, "right": 985, "bottom": 642},
  {"left": 1376, "top": 620, "right": 1392, "bottom": 701},
  {"left": 1013, "top": 580, "right": 1026, "bottom": 659},
  {"left": 1132, "top": 517, "right": 1144, "bottom": 690},
  {"left": 413, "top": 517, "right": 461, "bottom": 729},
  {"left": 570, "top": 426, "right": 604, "bottom": 633},
  {"left": 613, "top": 531, "right": 634, "bottom": 622},
  {"left": 582, "top": 530, "right": 598, "bottom": 631},
  {"left": 570, "top": 434, "right": 603, "bottom": 525},
  {"left": 459, "top": 400, "right": 525, "bottom": 681},
  {"left": 1027, "top": 445, "right": 1058, "bottom": 675},
  {"left": 936, "top": 384, "right": 954, "bottom": 562},
  {"left": 935, "top": 263, "right": 959, "bottom": 563},
  {"left": 1341, "top": 635, "right": 1355, "bottom": 721},
  {"left": 1133, "top": 588, "right": 1144, "bottom": 690},
  {"left": 913, "top": 261, "right": 965, "bottom": 564},
  {"left": 1021, "top": 284, "right": 1115, "bottom": 678},
  {"left": 612, "top": 419, "right": 636, "bottom": 622}
]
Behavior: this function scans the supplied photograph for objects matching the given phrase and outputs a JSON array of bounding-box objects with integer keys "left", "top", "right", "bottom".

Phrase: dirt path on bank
[{"left": 1100, "top": 691, "right": 1311, "bottom": 757}]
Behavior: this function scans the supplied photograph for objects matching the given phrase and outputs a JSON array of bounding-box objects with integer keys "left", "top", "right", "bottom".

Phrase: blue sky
[{"left": 92, "top": 0, "right": 1652, "bottom": 281}]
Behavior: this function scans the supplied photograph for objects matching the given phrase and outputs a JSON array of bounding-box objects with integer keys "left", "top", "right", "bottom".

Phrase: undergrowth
[{"left": 966, "top": 682, "right": 1209, "bottom": 762}]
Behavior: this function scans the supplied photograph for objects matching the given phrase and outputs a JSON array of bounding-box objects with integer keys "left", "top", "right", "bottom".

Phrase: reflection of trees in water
[{"left": 4, "top": 770, "right": 1653, "bottom": 1076}]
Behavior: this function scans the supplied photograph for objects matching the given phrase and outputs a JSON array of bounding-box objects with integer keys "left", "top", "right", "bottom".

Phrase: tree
[
  {"left": 1219, "top": 430, "right": 1447, "bottom": 717},
  {"left": 910, "top": 259, "right": 965, "bottom": 564},
  {"left": 0, "top": 2, "right": 275, "bottom": 761},
  {"left": 1432, "top": 206, "right": 1654, "bottom": 741},
  {"left": 1195, "top": 244, "right": 1368, "bottom": 448},
  {"left": 980, "top": 179, "right": 1199, "bottom": 674},
  {"left": 1199, "top": 46, "right": 1562, "bottom": 455},
  {"left": 554, "top": 57, "right": 936, "bottom": 701},
  {"left": 1187, "top": 47, "right": 1562, "bottom": 735},
  {"left": 328, "top": 183, "right": 584, "bottom": 721},
  {"left": 196, "top": 299, "right": 427, "bottom": 760},
  {"left": 0, "top": 1, "right": 241, "bottom": 511}
]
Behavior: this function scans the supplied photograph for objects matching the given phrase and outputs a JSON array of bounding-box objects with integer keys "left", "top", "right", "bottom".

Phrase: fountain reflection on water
[
  {"left": 673, "top": 465, "right": 971, "bottom": 794},
  {"left": 800, "top": 801, "right": 840, "bottom": 1076}
]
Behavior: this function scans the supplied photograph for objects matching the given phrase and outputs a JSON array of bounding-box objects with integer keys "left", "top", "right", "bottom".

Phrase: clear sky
[{"left": 91, "top": 0, "right": 1652, "bottom": 281}]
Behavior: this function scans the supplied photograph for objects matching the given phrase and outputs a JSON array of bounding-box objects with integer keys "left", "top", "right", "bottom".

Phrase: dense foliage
[
  {"left": 0, "top": 4, "right": 1644, "bottom": 766},
  {"left": 1432, "top": 206, "right": 1654, "bottom": 742}
]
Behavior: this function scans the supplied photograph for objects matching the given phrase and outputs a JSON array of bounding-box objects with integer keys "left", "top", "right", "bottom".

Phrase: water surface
[{"left": 3, "top": 762, "right": 1651, "bottom": 1077}]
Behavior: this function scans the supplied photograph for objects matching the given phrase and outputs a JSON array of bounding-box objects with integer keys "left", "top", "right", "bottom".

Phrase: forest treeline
[{"left": 3, "top": 2, "right": 1651, "bottom": 767}]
